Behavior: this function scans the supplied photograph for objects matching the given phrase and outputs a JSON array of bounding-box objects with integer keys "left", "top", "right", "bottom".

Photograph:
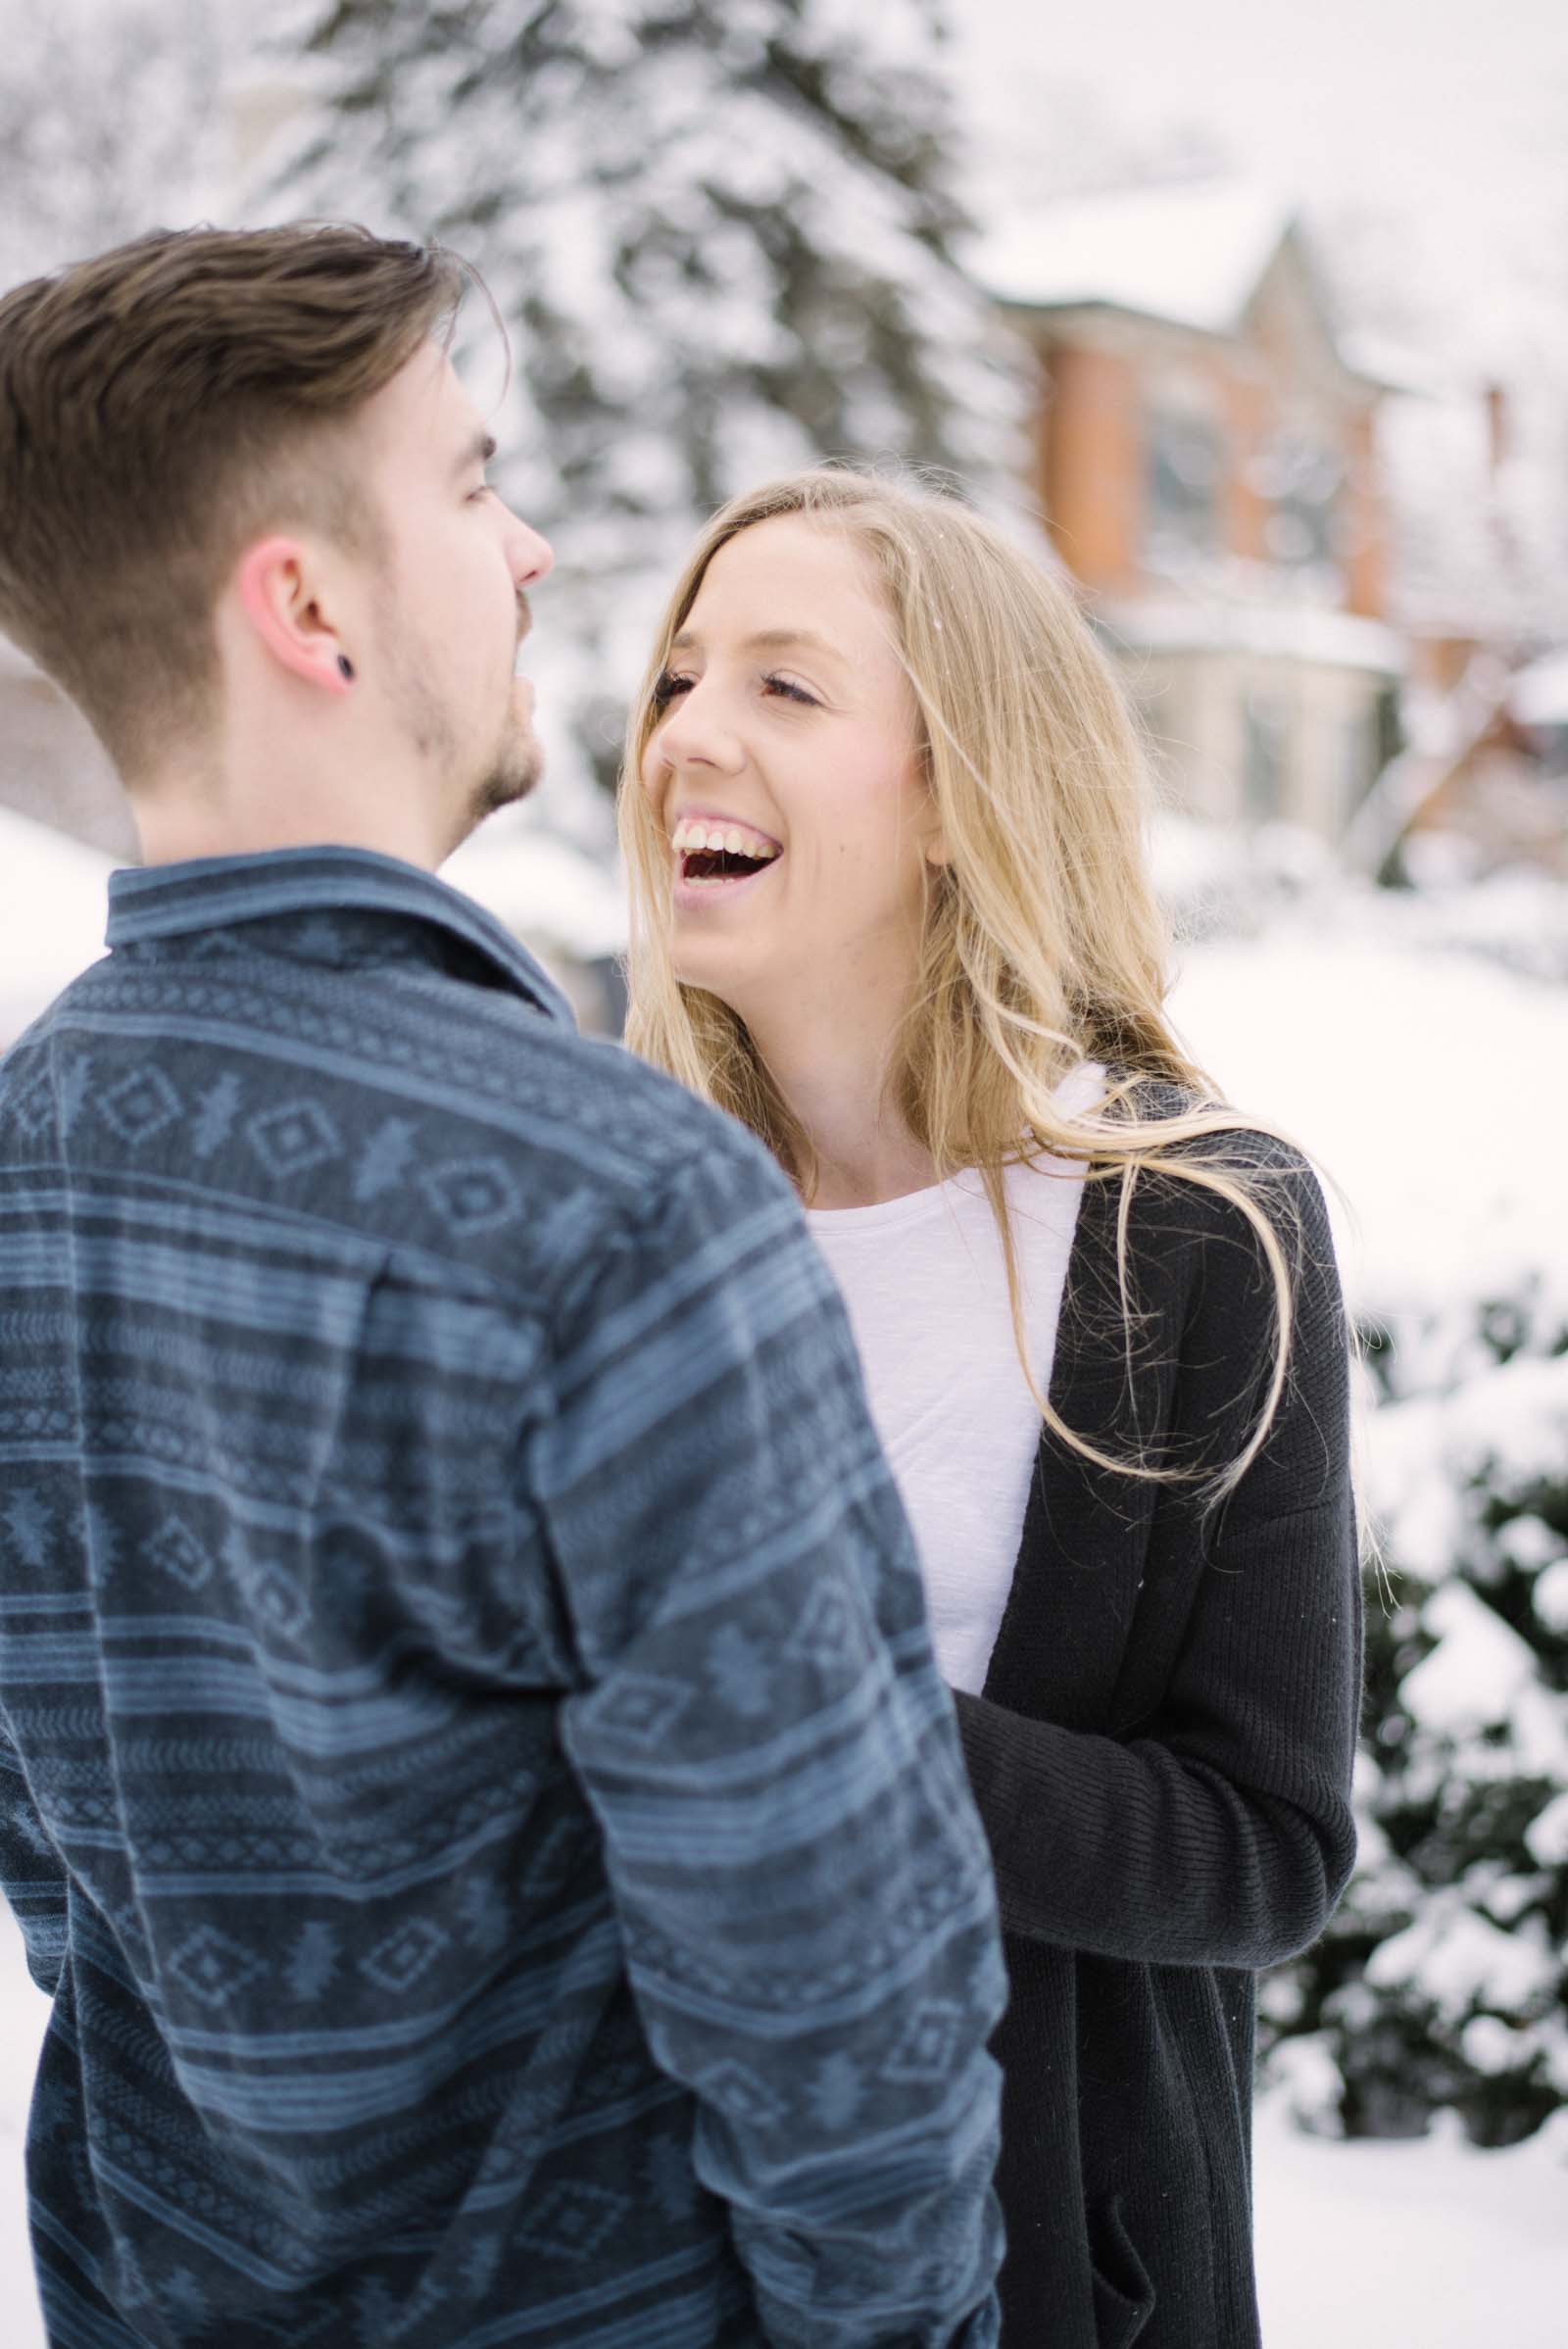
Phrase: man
[{"left": 0, "top": 225, "right": 1004, "bottom": 2348}]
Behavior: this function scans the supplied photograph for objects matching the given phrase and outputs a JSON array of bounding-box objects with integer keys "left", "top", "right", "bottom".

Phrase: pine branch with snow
[{"left": 0, "top": 0, "right": 246, "bottom": 292}]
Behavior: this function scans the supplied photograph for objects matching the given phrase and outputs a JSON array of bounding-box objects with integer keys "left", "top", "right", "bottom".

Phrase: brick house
[
  {"left": 1363, "top": 382, "right": 1568, "bottom": 878},
  {"left": 981, "top": 181, "right": 1403, "bottom": 837}
]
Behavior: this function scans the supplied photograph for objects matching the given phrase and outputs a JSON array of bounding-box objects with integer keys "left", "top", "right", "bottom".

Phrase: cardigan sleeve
[{"left": 953, "top": 1150, "right": 1363, "bottom": 1970}]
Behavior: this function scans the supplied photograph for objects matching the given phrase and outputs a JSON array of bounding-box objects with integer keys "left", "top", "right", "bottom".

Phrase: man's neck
[{"left": 131, "top": 744, "right": 453, "bottom": 873}]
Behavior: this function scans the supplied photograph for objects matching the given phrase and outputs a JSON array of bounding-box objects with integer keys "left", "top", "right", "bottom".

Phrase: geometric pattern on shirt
[
  {"left": 143, "top": 1513, "right": 213, "bottom": 1592},
  {"left": 165, "top": 1925, "right": 269, "bottom": 2008},
  {"left": 694, "top": 2062, "right": 788, "bottom": 2130},
  {"left": 417, "top": 1155, "right": 521, "bottom": 1235},
  {"left": 359, "top": 1919, "right": 451, "bottom": 1996},
  {"left": 783, "top": 1577, "right": 867, "bottom": 1673},
  {"left": 589, "top": 1674, "right": 695, "bottom": 1747},
  {"left": 246, "top": 1099, "right": 344, "bottom": 1180},
  {"left": 222, "top": 1534, "right": 310, "bottom": 1642},
  {"left": 98, "top": 1066, "right": 183, "bottom": 1147},
  {"left": 881, "top": 1995, "right": 967, "bottom": 2085},
  {"left": 10, "top": 1075, "right": 58, "bottom": 1139},
  {"left": 704, "top": 1621, "right": 774, "bottom": 1718},
  {"left": 513, "top": 2181, "right": 632, "bottom": 2264}
]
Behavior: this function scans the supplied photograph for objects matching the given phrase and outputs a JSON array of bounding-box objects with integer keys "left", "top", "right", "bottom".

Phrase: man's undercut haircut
[{"left": 0, "top": 222, "right": 467, "bottom": 781}]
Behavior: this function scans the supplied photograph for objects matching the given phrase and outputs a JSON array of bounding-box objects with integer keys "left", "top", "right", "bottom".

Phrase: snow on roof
[
  {"left": 0, "top": 805, "right": 118, "bottom": 1046},
  {"left": 1511, "top": 649, "right": 1568, "bottom": 728},
  {"left": 976, "top": 179, "right": 1293, "bottom": 336},
  {"left": 1102, "top": 596, "right": 1403, "bottom": 675},
  {"left": 441, "top": 825, "right": 627, "bottom": 961},
  {"left": 1336, "top": 329, "right": 1446, "bottom": 401}
]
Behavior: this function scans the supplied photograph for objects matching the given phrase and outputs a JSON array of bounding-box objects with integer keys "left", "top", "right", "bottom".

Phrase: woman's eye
[
  {"left": 650, "top": 670, "right": 694, "bottom": 708},
  {"left": 762, "top": 673, "right": 818, "bottom": 707}
]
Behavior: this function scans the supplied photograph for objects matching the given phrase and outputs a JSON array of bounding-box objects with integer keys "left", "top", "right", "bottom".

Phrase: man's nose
[{"left": 503, "top": 510, "right": 554, "bottom": 588}]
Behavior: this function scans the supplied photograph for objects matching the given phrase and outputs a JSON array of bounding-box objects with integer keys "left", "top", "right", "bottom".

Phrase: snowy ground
[
  {"left": 1165, "top": 867, "right": 1568, "bottom": 1334},
  {"left": 3, "top": 1902, "right": 1564, "bottom": 2346},
  {"left": 1251, "top": 2088, "right": 1568, "bottom": 2342}
]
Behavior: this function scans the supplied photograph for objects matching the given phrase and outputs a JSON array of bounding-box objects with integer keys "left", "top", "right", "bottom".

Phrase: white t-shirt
[{"left": 806, "top": 1062, "right": 1106, "bottom": 1694}]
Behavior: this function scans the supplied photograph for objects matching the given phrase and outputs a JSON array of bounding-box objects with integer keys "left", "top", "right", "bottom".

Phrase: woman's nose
[{"left": 654, "top": 686, "right": 744, "bottom": 776}]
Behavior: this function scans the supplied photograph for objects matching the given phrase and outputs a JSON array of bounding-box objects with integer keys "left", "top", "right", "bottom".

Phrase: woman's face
[{"left": 640, "top": 514, "right": 943, "bottom": 1027}]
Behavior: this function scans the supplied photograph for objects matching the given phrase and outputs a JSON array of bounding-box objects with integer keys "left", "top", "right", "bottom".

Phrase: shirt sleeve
[
  {"left": 532, "top": 1128, "right": 1005, "bottom": 2349},
  {"left": 954, "top": 1151, "right": 1363, "bottom": 1970},
  {"left": 1, "top": 1713, "right": 68, "bottom": 1997}
]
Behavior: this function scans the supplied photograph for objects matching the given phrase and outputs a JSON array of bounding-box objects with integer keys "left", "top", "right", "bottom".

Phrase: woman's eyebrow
[
  {"left": 668, "top": 626, "right": 846, "bottom": 664},
  {"left": 453, "top": 430, "right": 498, "bottom": 478}
]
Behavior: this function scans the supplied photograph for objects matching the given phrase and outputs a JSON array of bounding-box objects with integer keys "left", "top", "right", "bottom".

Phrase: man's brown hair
[{"left": 0, "top": 222, "right": 467, "bottom": 781}]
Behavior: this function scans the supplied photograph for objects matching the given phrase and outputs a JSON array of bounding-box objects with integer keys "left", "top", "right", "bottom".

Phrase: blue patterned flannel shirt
[{"left": 0, "top": 848, "right": 1004, "bottom": 2349}]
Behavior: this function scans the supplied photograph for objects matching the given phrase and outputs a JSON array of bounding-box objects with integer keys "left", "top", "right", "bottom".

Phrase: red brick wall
[
  {"left": 1036, "top": 344, "right": 1140, "bottom": 594},
  {"left": 1221, "top": 372, "right": 1273, "bottom": 564},
  {"left": 1033, "top": 320, "right": 1387, "bottom": 621},
  {"left": 1343, "top": 404, "right": 1387, "bottom": 619}
]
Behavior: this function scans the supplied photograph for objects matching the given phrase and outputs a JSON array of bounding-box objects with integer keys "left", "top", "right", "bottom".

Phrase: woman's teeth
[{"left": 670, "top": 816, "right": 780, "bottom": 861}]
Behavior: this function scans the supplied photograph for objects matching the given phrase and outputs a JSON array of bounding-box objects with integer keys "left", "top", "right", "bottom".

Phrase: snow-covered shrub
[
  {"left": 1172, "top": 867, "right": 1568, "bottom": 2146},
  {"left": 1260, "top": 1301, "right": 1568, "bottom": 2147}
]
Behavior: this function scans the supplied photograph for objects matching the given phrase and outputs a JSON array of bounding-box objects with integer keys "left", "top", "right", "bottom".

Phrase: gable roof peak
[{"left": 977, "top": 176, "right": 1302, "bottom": 338}]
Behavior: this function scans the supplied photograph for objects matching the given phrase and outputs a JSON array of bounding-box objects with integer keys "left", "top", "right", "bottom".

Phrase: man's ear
[{"left": 234, "top": 536, "right": 353, "bottom": 695}]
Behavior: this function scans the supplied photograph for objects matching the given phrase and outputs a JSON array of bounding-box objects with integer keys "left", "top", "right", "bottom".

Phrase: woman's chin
[
  {"left": 672, "top": 952, "right": 741, "bottom": 1005},
  {"left": 671, "top": 939, "right": 767, "bottom": 1019}
]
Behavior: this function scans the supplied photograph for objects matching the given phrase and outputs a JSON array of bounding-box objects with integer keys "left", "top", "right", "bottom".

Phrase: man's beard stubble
[
  {"left": 468, "top": 688, "right": 544, "bottom": 827},
  {"left": 397, "top": 592, "right": 541, "bottom": 846},
  {"left": 467, "top": 591, "right": 543, "bottom": 825}
]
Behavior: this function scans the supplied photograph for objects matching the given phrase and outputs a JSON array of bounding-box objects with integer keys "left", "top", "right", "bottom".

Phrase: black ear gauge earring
[{"left": 337, "top": 655, "right": 356, "bottom": 682}]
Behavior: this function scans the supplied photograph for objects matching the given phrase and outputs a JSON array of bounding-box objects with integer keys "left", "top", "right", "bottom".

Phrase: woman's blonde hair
[{"left": 617, "top": 465, "right": 1308, "bottom": 1502}]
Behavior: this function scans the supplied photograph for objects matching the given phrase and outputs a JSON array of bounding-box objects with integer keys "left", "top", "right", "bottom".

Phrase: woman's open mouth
[{"left": 671, "top": 814, "right": 782, "bottom": 897}]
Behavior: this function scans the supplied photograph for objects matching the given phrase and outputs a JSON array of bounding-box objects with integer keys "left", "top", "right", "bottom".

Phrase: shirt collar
[{"left": 106, "top": 846, "right": 576, "bottom": 1028}]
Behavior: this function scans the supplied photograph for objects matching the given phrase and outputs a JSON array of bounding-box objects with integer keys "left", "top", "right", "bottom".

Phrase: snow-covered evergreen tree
[
  {"left": 1262, "top": 1281, "right": 1568, "bottom": 2148},
  {"left": 259, "top": 0, "right": 1024, "bottom": 830},
  {"left": 0, "top": 0, "right": 246, "bottom": 292}
]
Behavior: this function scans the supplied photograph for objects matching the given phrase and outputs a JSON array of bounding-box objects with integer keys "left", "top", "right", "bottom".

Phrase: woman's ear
[{"left": 918, "top": 751, "right": 950, "bottom": 867}]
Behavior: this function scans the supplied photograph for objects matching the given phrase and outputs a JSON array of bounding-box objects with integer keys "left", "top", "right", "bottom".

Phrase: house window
[
  {"left": 1260, "top": 435, "right": 1343, "bottom": 578},
  {"left": 1535, "top": 722, "right": 1568, "bottom": 779},
  {"left": 1343, "top": 713, "right": 1372, "bottom": 813},
  {"left": 1342, "top": 690, "right": 1398, "bottom": 815},
  {"left": 1373, "top": 683, "right": 1402, "bottom": 775},
  {"left": 1144, "top": 406, "right": 1225, "bottom": 567},
  {"left": 1242, "top": 691, "right": 1291, "bottom": 820}
]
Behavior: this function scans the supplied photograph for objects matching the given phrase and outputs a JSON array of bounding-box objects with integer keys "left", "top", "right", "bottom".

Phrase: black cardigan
[{"left": 954, "top": 1123, "right": 1362, "bottom": 2348}]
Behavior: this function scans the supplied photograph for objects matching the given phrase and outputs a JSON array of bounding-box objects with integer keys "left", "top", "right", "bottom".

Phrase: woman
[{"left": 617, "top": 466, "right": 1362, "bottom": 2348}]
